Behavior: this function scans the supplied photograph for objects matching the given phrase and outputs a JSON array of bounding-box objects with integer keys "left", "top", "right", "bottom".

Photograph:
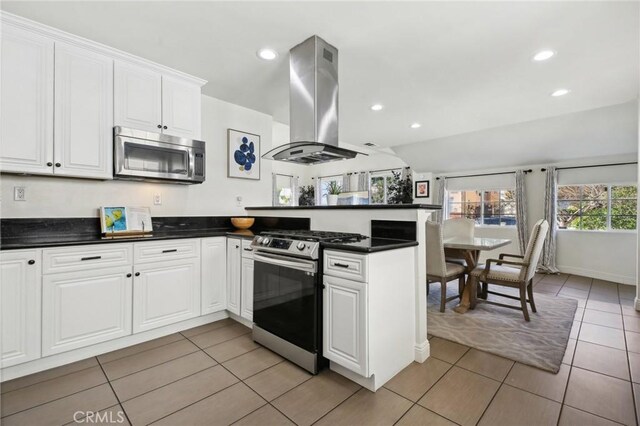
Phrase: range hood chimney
[{"left": 262, "top": 35, "right": 364, "bottom": 165}]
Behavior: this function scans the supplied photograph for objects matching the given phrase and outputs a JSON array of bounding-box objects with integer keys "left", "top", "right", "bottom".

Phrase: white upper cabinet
[
  {"left": 161, "top": 76, "right": 202, "bottom": 140},
  {"left": 54, "top": 42, "right": 113, "bottom": 179},
  {"left": 0, "top": 24, "right": 54, "bottom": 174},
  {"left": 114, "top": 61, "right": 162, "bottom": 133}
]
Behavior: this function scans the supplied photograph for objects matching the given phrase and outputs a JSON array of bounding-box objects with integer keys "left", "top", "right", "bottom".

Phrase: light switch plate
[{"left": 153, "top": 193, "right": 162, "bottom": 205}]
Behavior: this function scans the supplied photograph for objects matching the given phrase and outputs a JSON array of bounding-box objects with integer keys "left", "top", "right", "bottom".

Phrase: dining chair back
[
  {"left": 443, "top": 218, "right": 475, "bottom": 240},
  {"left": 521, "top": 219, "right": 549, "bottom": 282},
  {"left": 426, "top": 221, "right": 467, "bottom": 312}
]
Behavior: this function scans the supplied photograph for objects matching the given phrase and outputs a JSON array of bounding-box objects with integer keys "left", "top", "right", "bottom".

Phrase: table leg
[{"left": 453, "top": 250, "right": 480, "bottom": 314}]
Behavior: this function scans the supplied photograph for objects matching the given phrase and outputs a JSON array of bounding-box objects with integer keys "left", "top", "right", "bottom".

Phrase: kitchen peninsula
[{"left": 245, "top": 204, "right": 441, "bottom": 371}]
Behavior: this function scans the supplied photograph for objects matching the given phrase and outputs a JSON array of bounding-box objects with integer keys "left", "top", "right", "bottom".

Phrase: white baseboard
[
  {"left": 414, "top": 339, "right": 430, "bottom": 363},
  {"left": 557, "top": 265, "right": 636, "bottom": 285},
  {"left": 1, "top": 311, "right": 229, "bottom": 382},
  {"left": 228, "top": 312, "right": 253, "bottom": 329}
]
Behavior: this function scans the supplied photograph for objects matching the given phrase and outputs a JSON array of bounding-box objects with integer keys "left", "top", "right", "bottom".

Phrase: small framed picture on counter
[
  {"left": 100, "top": 206, "right": 153, "bottom": 237},
  {"left": 414, "top": 180, "right": 430, "bottom": 198}
]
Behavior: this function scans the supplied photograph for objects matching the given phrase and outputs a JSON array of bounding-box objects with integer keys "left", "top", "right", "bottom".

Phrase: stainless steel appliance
[
  {"left": 251, "top": 230, "right": 366, "bottom": 373},
  {"left": 113, "top": 127, "right": 205, "bottom": 184},
  {"left": 261, "top": 36, "right": 365, "bottom": 165}
]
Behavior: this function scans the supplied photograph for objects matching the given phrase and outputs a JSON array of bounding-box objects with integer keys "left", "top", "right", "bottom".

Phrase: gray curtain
[
  {"left": 342, "top": 173, "right": 351, "bottom": 192},
  {"left": 539, "top": 166, "right": 560, "bottom": 273},
  {"left": 358, "top": 172, "right": 369, "bottom": 192},
  {"left": 515, "top": 170, "right": 529, "bottom": 255},
  {"left": 434, "top": 177, "right": 446, "bottom": 223},
  {"left": 271, "top": 173, "right": 279, "bottom": 206}
]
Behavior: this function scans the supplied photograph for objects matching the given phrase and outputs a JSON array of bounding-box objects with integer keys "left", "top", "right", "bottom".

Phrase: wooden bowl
[{"left": 231, "top": 217, "right": 255, "bottom": 230}]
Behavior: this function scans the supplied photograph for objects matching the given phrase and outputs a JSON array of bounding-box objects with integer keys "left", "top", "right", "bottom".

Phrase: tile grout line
[
  {"left": 308, "top": 386, "right": 364, "bottom": 425},
  {"left": 96, "top": 356, "right": 135, "bottom": 426},
  {"left": 474, "top": 358, "right": 518, "bottom": 425},
  {"left": 620, "top": 290, "right": 640, "bottom": 426},
  {"left": 0, "top": 362, "right": 100, "bottom": 397}
]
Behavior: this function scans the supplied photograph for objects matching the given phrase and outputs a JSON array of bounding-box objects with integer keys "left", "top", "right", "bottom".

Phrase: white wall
[
  {"left": 0, "top": 95, "right": 305, "bottom": 218},
  {"left": 433, "top": 155, "right": 638, "bottom": 284}
]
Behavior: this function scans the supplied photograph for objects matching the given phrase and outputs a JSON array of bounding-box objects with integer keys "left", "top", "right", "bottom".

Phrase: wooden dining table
[{"left": 443, "top": 237, "right": 512, "bottom": 314}]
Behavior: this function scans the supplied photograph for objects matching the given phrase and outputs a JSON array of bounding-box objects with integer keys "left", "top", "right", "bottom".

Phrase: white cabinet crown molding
[{"left": 0, "top": 11, "right": 207, "bottom": 87}]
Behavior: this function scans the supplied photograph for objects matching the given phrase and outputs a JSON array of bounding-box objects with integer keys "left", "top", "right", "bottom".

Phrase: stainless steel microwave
[{"left": 114, "top": 127, "right": 205, "bottom": 184}]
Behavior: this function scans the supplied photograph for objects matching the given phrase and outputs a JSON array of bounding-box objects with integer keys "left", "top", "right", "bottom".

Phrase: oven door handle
[{"left": 253, "top": 252, "right": 317, "bottom": 273}]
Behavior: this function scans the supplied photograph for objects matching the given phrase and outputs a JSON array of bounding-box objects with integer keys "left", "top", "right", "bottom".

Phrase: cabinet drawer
[
  {"left": 241, "top": 239, "right": 254, "bottom": 259},
  {"left": 324, "top": 250, "right": 368, "bottom": 283},
  {"left": 43, "top": 244, "right": 132, "bottom": 274},
  {"left": 134, "top": 239, "right": 199, "bottom": 263}
]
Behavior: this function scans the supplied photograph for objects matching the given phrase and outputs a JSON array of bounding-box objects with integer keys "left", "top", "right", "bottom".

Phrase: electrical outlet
[
  {"left": 153, "top": 193, "right": 162, "bottom": 205},
  {"left": 14, "top": 186, "right": 26, "bottom": 201},
  {"left": 236, "top": 195, "right": 243, "bottom": 206}
]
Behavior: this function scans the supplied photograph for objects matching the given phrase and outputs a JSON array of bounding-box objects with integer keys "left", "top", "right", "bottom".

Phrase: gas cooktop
[
  {"left": 259, "top": 229, "right": 367, "bottom": 243},
  {"left": 251, "top": 230, "right": 368, "bottom": 259}
]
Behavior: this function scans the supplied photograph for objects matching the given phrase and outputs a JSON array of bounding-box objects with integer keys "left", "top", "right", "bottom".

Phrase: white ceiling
[{"left": 2, "top": 1, "right": 638, "bottom": 150}]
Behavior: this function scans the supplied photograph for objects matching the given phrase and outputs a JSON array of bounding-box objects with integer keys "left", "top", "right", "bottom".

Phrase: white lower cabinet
[
  {"left": 1, "top": 250, "right": 42, "bottom": 368},
  {"left": 201, "top": 237, "right": 227, "bottom": 314},
  {"left": 42, "top": 266, "right": 133, "bottom": 356},
  {"left": 240, "top": 257, "right": 254, "bottom": 321},
  {"left": 323, "top": 274, "right": 368, "bottom": 376},
  {"left": 133, "top": 258, "right": 201, "bottom": 333}
]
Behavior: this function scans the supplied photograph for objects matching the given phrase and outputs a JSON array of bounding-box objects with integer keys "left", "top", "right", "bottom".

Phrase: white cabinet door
[
  {"left": 240, "top": 257, "right": 254, "bottom": 321},
  {"left": 1, "top": 250, "right": 41, "bottom": 368},
  {"left": 54, "top": 42, "right": 113, "bottom": 179},
  {"left": 161, "top": 76, "right": 201, "bottom": 139},
  {"left": 0, "top": 24, "right": 54, "bottom": 175},
  {"left": 323, "top": 275, "right": 368, "bottom": 376},
  {"left": 201, "top": 237, "right": 227, "bottom": 314},
  {"left": 226, "top": 239, "right": 241, "bottom": 315},
  {"left": 133, "top": 258, "right": 201, "bottom": 333},
  {"left": 114, "top": 61, "right": 162, "bottom": 133},
  {"left": 42, "top": 266, "right": 133, "bottom": 356}
]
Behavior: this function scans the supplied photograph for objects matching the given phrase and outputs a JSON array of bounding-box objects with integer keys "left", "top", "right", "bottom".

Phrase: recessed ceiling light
[
  {"left": 257, "top": 48, "right": 278, "bottom": 61},
  {"left": 370, "top": 104, "right": 383, "bottom": 111},
  {"left": 410, "top": 123, "right": 421, "bottom": 129},
  {"left": 533, "top": 50, "right": 556, "bottom": 62},
  {"left": 551, "top": 89, "right": 570, "bottom": 97}
]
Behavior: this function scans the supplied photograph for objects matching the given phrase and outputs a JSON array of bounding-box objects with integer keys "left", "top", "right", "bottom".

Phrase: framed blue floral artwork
[{"left": 228, "top": 129, "right": 260, "bottom": 180}]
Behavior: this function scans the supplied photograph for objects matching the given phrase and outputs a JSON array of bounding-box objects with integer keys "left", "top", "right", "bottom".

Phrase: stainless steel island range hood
[{"left": 262, "top": 36, "right": 364, "bottom": 165}]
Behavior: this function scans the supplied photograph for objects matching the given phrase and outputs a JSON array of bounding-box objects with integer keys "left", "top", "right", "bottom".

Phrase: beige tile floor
[{"left": 1, "top": 274, "right": 638, "bottom": 425}]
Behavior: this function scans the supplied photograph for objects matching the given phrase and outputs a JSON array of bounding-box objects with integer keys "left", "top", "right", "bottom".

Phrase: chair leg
[
  {"left": 427, "top": 282, "right": 430, "bottom": 295},
  {"left": 440, "top": 277, "right": 447, "bottom": 313},
  {"left": 520, "top": 285, "right": 530, "bottom": 321},
  {"left": 527, "top": 279, "right": 537, "bottom": 313},
  {"left": 481, "top": 282, "right": 488, "bottom": 299},
  {"left": 458, "top": 275, "right": 465, "bottom": 298}
]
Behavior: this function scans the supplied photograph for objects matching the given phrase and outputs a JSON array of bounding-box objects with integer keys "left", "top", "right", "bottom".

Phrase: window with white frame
[
  {"left": 273, "top": 174, "right": 294, "bottom": 206},
  {"left": 447, "top": 189, "right": 517, "bottom": 226},
  {"left": 556, "top": 184, "right": 637, "bottom": 231},
  {"left": 369, "top": 169, "right": 400, "bottom": 204},
  {"left": 318, "top": 175, "right": 343, "bottom": 205}
]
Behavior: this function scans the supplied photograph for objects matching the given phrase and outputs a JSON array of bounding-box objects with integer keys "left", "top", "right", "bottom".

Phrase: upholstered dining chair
[
  {"left": 468, "top": 219, "right": 549, "bottom": 321},
  {"left": 426, "top": 221, "right": 467, "bottom": 312},
  {"left": 443, "top": 218, "right": 475, "bottom": 267}
]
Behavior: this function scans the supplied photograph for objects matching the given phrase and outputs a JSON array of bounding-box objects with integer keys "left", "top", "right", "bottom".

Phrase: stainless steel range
[{"left": 250, "top": 230, "right": 366, "bottom": 373}]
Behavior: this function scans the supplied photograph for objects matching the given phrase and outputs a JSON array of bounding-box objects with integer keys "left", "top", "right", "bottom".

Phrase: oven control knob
[
  {"left": 262, "top": 237, "right": 271, "bottom": 245},
  {"left": 296, "top": 242, "right": 306, "bottom": 251},
  {"left": 255, "top": 237, "right": 263, "bottom": 244}
]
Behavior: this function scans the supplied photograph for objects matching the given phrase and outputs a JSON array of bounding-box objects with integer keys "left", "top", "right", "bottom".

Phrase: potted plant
[
  {"left": 298, "top": 185, "right": 315, "bottom": 206},
  {"left": 387, "top": 169, "right": 414, "bottom": 204},
  {"left": 326, "top": 181, "right": 342, "bottom": 206}
]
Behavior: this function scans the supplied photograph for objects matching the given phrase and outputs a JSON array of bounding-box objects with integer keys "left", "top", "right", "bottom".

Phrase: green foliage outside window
[{"left": 557, "top": 185, "right": 637, "bottom": 231}]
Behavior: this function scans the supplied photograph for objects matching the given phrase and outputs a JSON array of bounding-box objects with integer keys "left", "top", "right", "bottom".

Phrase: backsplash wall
[{"left": 0, "top": 95, "right": 305, "bottom": 218}]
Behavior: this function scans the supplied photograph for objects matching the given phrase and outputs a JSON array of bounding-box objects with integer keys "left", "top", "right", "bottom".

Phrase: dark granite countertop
[
  {"left": 245, "top": 204, "right": 441, "bottom": 210},
  {"left": 321, "top": 237, "right": 418, "bottom": 253},
  {"left": 1, "top": 216, "right": 310, "bottom": 250}
]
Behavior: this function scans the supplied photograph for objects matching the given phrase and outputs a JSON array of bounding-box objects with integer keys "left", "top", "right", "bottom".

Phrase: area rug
[{"left": 427, "top": 284, "right": 578, "bottom": 373}]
